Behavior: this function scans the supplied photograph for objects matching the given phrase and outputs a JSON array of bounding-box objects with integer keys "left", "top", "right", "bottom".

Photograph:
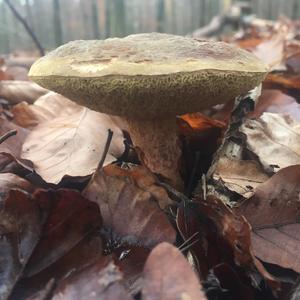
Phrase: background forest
[{"left": 1, "top": 0, "right": 300, "bottom": 54}]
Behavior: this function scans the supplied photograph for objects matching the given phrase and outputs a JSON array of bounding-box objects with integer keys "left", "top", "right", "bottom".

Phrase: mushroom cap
[{"left": 29, "top": 33, "right": 268, "bottom": 119}]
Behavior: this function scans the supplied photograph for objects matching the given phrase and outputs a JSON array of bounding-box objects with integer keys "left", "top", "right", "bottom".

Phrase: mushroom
[{"left": 29, "top": 33, "right": 268, "bottom": 188}]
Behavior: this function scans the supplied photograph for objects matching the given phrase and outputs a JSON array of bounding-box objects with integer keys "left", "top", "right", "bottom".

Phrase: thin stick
[
  {"left": 95, "top": 129, "right": 113, "bottom": 172},
  {"left": 3, "top": 0, "right": 45, "bottom": 56},
  {"left": 180, "top": 237, "right": 200, "bottom": 253},
  {"left": 178, "top": 231, "right": 200, "bottom": 250},
  {"left": 0, "top": 129, "right": 17, "bottom": 145},
  {"left": 158, "top": 181, "right": 191, "bottom": 203}
]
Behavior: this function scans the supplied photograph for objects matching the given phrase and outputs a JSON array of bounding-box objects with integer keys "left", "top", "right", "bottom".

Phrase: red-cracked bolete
[{"left": 29, "top": 33, "right": 268, "bottom": 188}]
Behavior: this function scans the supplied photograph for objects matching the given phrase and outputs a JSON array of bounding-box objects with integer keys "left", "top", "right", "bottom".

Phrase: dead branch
[{"left": 3, "top": 0, "right": 45, "bottom": 56}]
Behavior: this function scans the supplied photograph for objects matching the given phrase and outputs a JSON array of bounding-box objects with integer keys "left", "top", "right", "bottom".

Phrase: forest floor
[{"left": 0, "top": 18, "right": 300, "bottom": 300}]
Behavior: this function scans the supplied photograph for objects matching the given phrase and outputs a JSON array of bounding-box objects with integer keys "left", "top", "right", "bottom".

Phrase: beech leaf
[
  {"left": 0, "top": 80, "right": 48, "bottom": 104},
  {"left": 0, "top": 190, "right": 50, "bottom": 300},
  {"left": 52, "top": 259, "right": 132, "bottom": 300},
  {"left": 213, "top": 157, "right": 269, "bottom": 198},
  {"left": 25, "top": 189, "right": 102, "bottom": 277},
  {"left": 83, "top": 164, "right": 176, "bottom": 248},
  {"left": 236, "top": 165, "right": 300, "bottom": 273},
  {"left": 250, "top": 89, "right": 300, "bottom": 122},
  {"left": 20, "top": 94, "right": 125, "bottom": 184},
  {"left": 142, "top": 242, "right": 207, "bottom": 300},
  {"left": 240, "top": 113, "right": 300, "bottom": 172}
]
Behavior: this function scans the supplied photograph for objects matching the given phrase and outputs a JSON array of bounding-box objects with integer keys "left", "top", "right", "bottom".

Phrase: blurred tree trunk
[
  {"left": 53, "top": 0, "right": 63, "bottom": 46},
  {"left": 98, "top": 0, "right": 106, "bottom": 37},
  {"left": 109, "top": 0, "right": 126, "bottom": 37},
  {"left": 292, "top": 0, "right": 300, "bottom": 20},
  {"left": 0, "top": 2, "right": 10, "bottom": 53},
  {"left": 91, "top": 0, "right": 100, "bottom": 38},
  {"left": 156, "top": 0, "right": 165, "bottom": 32},
  {"left": 164, "top": 0, "right": 173, "bottom": 33},
  {"left": 25, "top": 0, "right": 34, "bottom": 29},
  {"left": 199, "top": 0, "right": 205, "bottom": 27},
  {"left": 105, "top": 0, "right": 111, "bottom": 37},
  {"left": 4, "top": 0, "right": 44, "bottom": 55},
  {"left": 80, "top": 0, "right": 90, "bottom": 38}
]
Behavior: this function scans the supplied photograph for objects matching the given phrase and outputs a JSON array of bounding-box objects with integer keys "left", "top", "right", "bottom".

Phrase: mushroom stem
[{"left": 124, "top": 116, "right": 183, "bottom": 189}]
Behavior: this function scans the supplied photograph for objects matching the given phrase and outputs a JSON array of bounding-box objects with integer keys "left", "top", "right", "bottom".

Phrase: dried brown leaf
[
  {"left": 213, "top": 157, "right": 269, "bottom": 198},
  {"left": 142, "top": 242, "right": 207, "bottom": 300},
  {"left": 102, "top": 164, "right": 173, "bottom": 209},
  {"left": 0, "top": 117, "right": 32, "bottom": 173},
  {"left": 177, "top": 196, "right": 280, "bottom": 293},
  {"left": 4, "top": 66, "right": 29, "bottom": 81},
  {"left": 0, "top": 80, "right": 48, "bottom": 104},
  {"left": 25, "top": 189, "right": 102, "bottom": 277},
  {"left": 286, "top": 51, "right": 300, "bottom": 74},
  {"left": 250, "top": 89, "right": 300, "bottom": 122},
  {"left": 0, "top": 173, "right": 34, "bottom": 198},
  {"left": 265, "top": 73, "right": 300, "bottom": 90},
  {"left": 0, "top": 190, "right": 50, "bottom": 300},
  {"left": 83, "top": 164, "right": 176, "bottom": 248},
  {"left": 13, "top": 234, "right": 104, "bottom": 300},
  {"left": 12, "top": 92, "right": 82, "bottom": 129},
  {"left": 252, "top": 31, "right": 285, "bottom": 70},
  {"left": 20, "top": 95, "right": 125, "bottom": 184},
  {"left": 52, "top": 259, "right": 132, "bottom": 300},
  {"left": 240, "top": 113, "right": 300, "bottom": 172},
  {"left": 236, "top": 165, "right": 300, "bottom": 273}
]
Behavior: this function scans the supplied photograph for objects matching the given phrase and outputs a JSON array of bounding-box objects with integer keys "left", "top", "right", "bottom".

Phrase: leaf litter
[{"left": 0, "top": 17, "right": 300, "bottom": 300}]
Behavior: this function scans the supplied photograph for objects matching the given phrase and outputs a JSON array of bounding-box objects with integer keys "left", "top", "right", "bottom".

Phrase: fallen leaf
[
  {"left": 13, "top": 233, "right": 104, "bottom": 300},
  {"left": 142, "top": 242, "right": 207, "bottom": 300},
  {"left": 252, "top": 30, "right": 285, "bottom": 69},
  {"left": 213, "top": 157, "right": 269, "bottom": 198},
  {"left": 286, "top": 51, "right": 300, "bottom": 74},
  {"left": 102, "top": 164, "right": 173, "bottom": 209},
  {"left": 250, "top": 89, "right": 300, "bottom": 122},
  {"left": 83, "top": 164, "right": 176, "bottom": 248},
  {"left": 0, "top": 173, "right": 34, "bottom": 198},
  {"left": 0, "top": 69, "right": 13, "bottom": 80},
  {"left": 265, "top": 73, "right": 300, "bottom": 90},
  {"left": 4, "top": 66, "right": 29, "bottom": 81},
  {"left": 176, "top": 196, "right": 279, "bottom": 293},
  {"left": 52, "top": 259, "right": 133, "bottom": 300},
  {"left": 0, "top": 117, "right": 32, "bottom": 173},
  {"left": 21, "top": 100, "right": 125, "bottom": 184},
  {"left": 0, "top": 190, "right": 50, "bottom": 300},
  {"left": 0, "top": 80, "right": 48, "bottom": 104},
  {"left": 113, "top": 246, "right": 150, "bottom": 295},
  {"left": 12, "top": 92, "right": 82, "bottom": 129},
  {"left": 25, "top": 189, "right": 102, "bottom": 277},
  {"left": 197, "top": 196, "right": 255, "bottom": 268},
  {"left": 236, "top": 165, "right": 300, "bottom": 273},
  {"left": 5, "top": 56, "right": 37, "bottom": 69},
  {"left": 290, "top": 279, "right": 300, "bottom": 300},
  {"left": 240, "top": 113, "right": 300, "bottom": 172},
  {"left": 204, "top": 263, "right": 255, "bottom": 300}
]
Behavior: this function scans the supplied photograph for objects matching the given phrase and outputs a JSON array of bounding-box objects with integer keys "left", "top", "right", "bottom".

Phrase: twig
[
  {"left": 0, "top": 129, "right": 17, "bottom": 144},
  {"left": 180, "top": 237, "right": 201, "bottom": 253},
  {"left": 178, "top": 231, "right": 200, "bottom": 250},
  {"left": 3, "top": 0, "right": 45, "bottom": 56},
  {"left": 95, "top": 129, "right": 113, "bottom": 172},
  {"left": 158, "top": 181, "right": 191, "bottom": 204}
]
